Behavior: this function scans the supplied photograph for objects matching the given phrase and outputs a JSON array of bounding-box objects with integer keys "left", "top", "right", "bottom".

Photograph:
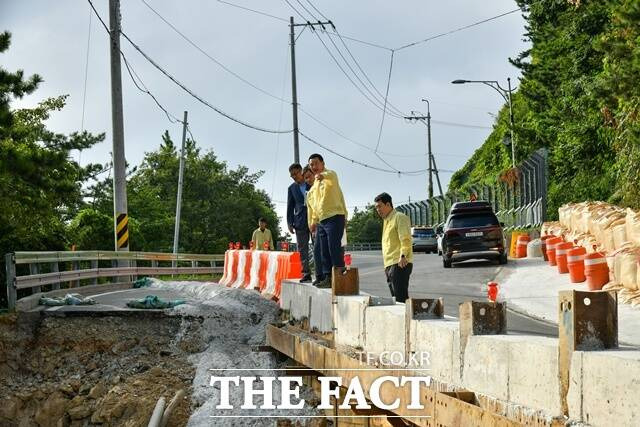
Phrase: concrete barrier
[
  {"left": 280, "top": 280, "right": 332, "bottom": 333},
  {"left": 279, "top": 277, "right": 640, "bottom": 425}
]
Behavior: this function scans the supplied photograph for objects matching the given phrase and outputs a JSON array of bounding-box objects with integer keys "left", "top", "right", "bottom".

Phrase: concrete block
[
  {"left": 462, "top": 335, "right": 510, "bottom": 401},
  {"left": 334, "top": 295, "right": 369, "bottom": 348},
  {"left": 409, "top": 317, "right": 459, "bottom": 384},
  {"left": 279, "top": 280, "right": 332, "bottom": 333},
  {"left": 572, "top": 349, "right": 640, "bottom": 426},
  {"left": 363, "top": 304, "right": 406, "bottom": 356},
  {"left": 507, "top": 335, "right": 562, "bottom": 416}
]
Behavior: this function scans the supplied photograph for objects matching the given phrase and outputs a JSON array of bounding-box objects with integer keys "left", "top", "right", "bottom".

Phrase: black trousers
[{"left": 385, "top": 263, "right": 413, "bottom": 303}]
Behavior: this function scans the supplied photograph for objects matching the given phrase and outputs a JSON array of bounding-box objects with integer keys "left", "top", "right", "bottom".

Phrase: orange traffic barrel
[
  {"left": 540, "top": 235, "right": 552, "bottom": 261},
  {"left": 546, "top": 237, "right": 563, "bottom": 266},
  {"left": 567, "top": 246, "right": 587, "bottom": 283},
  {"left": 555, "top": 242, "right": 574, "bottom": 274},
  {"left": 516, "top": 235, "right": 531, "bottom": 258},
  {"left": 584, "top": 251, "right": 609, "bottom": 290}
]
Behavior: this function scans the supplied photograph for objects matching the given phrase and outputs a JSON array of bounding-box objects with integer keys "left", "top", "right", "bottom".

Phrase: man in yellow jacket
[
  {"left": 307, "top": 153, "right": 348, "bottom": 288},
  {"left": 374, "top": 192, "right": 413, "bottom": 303},
  {"left": 303, "top": 166, "right": 324, "bottom": 285},
  {"left": 251, "top": 217, "right": 274, "bottom": 251}
]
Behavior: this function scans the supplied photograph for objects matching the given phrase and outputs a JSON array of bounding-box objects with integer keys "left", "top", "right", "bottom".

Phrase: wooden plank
[{"left": 267, "top": 325, "right": 522, "bottom": 426}]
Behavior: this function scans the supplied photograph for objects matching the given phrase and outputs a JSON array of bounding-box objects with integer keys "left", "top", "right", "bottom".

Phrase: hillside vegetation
[{"left": 448, "top": 0, "right": 640, "bottom": 218}]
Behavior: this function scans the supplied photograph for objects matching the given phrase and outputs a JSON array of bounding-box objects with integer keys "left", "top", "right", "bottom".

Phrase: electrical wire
[
  {"left": 88, "top": 0, "right": 292, "bottom": 134},
  {"left": 299, "top": 131, "right": 432, "bottom": 175},
  {"left": 395, "top": 8, "right": 521, "bottom": 51},
  {"left": 285, "top": 0, "right": 403, "bottom": 119},
  {"left": 217, "top": 0, "right": 289, "bottom": 23},
  {"left": 374, "top": 50, "right": 395, "bottom": 153},
  {"left": 80, "top": 6, "right": 92, "bottom": 133},
  {"left": 303, "top": 0, "right": 406, "bottom": 116},
  {"left": 88, "top": 0, "right": 183, "bottom": 125},
  {"left": 139, "top": 0, "right": 288, "bottom": 104}
]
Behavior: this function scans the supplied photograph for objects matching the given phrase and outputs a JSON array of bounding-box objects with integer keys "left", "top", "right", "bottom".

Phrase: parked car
[
  {"left": 435, "top": 224, "right": 444, "bottom": 255},
  {"left": 441, "top": 201, "right": 507, "bottom": 268},
  {"left": 411, "top": 226, "right": 438, "bottom": 253}
]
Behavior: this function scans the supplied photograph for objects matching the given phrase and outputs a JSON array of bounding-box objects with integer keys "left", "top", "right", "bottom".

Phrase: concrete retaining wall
[{"left": 280, "top": 280, "right": 640, "bottom": 425}]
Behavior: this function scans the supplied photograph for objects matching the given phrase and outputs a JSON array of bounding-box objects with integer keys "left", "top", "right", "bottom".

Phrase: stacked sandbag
[
  {"left": 613, "top": 221, "right": 628, "bottom": 250},
  {"left": 592, "top": 208, "right": 625, "bottom": 250},
  {"left": 558, "top": 204, "right": 575, "bottom": 229},
  {"left": 611, "top": 246, "right": 640, "bottom": 304},
  {"left": 527, "top": 239, "right": 543, "bottom": 258}
]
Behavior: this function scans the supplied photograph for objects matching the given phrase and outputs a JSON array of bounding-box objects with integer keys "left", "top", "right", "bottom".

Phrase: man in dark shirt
[{"left": 287, "top": 163, "right": 312, "bottom": 282}]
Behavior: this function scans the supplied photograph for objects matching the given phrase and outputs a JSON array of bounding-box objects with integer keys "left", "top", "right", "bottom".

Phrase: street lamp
[{"left": 452, "top": 78, "right": 516, "bottom": 168}]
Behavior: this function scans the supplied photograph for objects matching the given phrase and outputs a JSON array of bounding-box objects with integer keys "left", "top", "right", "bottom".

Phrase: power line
[
  {"left": 139, "top": 0, "right": 288, "bottom": 104},
  {"left": 80, "top": 6, "right": 92, "bottom": 133},
  {"left": 89, "top": 0, "right": 291, "bottom": 134},
  {"left": 395, "top": 8, "right": 521, "bottom": 51},
  {"left": 217, "top": 0, "right": 289, "bottom": 23},
  {"left": 88, "top": 0, "right": 182, "bottom": 125},
  {"left": 304, "top": 0, "right": 406, "bottom": 116},
  {"left": 374, "top": 50, "right": 396, "bottom": 152},
  {"left": 284, "top": 0, "right": 403, "bottom": 119},
  {"left": 299, "top": 131, "right": 433, "bottom": 175}
]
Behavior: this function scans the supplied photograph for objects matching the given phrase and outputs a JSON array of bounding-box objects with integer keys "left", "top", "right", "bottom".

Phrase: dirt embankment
[{"left": 0, "top": 312, "right": 202, "bottom": 426}]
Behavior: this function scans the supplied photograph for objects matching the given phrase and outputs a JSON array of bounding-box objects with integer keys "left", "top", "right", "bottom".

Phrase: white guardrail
[{"left": 4, "top": 250, "right": 224, "bottom": 310}]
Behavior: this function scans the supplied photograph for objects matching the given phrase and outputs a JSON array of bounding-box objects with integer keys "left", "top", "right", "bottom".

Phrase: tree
[
  {"left": 347, "top": 205, "right": 382, "bottom": 243},
  {"left": 448, "top": 0, "right": 640, "bottom": 217},
  {"left": 74, "top": 131, "right": 281, "bottom": 254},
  {"left": 0, "top": 32, "right": 103, "bottom": 307}
]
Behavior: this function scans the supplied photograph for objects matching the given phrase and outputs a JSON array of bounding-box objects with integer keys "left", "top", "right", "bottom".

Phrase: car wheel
[
  {"left": 443, "top": 257, "right": 452, "bottom": 268},
  {"left": 499, "top": 253, "right": 508, "bottom": 265}
]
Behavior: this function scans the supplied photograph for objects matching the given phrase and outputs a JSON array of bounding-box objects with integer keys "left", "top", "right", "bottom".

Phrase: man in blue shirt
[{"left": 287, "top": 163, "right": 312, "bottom": 282}]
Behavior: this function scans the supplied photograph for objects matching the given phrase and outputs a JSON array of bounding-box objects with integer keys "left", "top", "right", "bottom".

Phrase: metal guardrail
[
  {"left": 5, "top": 250, "right": 225, "bottom": 310},
  {"left": 397, "top": 148, "right": 548, "bottom": 229},
  {"left": 344, "top": 242, "right": 382, "bottom": 251}
]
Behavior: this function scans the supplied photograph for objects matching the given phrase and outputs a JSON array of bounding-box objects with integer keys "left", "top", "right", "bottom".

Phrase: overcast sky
[{"left": 2, "top": 0, "right": 528, "bottom": 232}]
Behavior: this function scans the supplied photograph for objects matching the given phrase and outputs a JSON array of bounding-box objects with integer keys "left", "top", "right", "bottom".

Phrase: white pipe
[{"left": 147, "top": 397, "right": 166, "bottom": 427}]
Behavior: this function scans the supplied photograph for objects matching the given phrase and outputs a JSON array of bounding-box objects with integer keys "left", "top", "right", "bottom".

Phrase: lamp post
[{"left": 452, "top": 78, "right": 516, "bottom": 168}]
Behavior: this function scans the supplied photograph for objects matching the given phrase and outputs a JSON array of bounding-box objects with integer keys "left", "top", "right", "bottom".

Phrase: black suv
[{"left": 441, "top": 201, "right": 507, "bottom": 268}]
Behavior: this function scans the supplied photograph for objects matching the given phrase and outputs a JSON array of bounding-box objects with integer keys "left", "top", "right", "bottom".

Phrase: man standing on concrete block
[
  {"left": 251, "top": 217, "right": 274, "bottom": 251},
  {"left": 287, "top": 163, "right": 312, "bottom": 283},
  {"left": 375, "top": 192, "right": 413, "bottom": 303},
  {"left": 304, "top": 166, "right": 325, "bottom": 285},
  {"left": 308, "top": 153, "right": 348, "bottom": 288}
]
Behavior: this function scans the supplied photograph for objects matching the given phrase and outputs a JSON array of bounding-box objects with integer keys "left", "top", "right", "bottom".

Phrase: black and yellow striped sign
[{"left": 116, "top": 213, "right": 129, "bottom": 249}]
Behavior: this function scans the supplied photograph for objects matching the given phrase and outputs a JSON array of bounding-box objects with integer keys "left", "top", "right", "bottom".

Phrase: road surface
[{"left": 352, "top": 251, "right": 557, "bottom": 336}]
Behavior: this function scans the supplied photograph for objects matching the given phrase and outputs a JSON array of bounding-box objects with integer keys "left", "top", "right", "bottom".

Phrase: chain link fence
[{"left": 397, "top": 148, "right": 548, "bottom": 231}]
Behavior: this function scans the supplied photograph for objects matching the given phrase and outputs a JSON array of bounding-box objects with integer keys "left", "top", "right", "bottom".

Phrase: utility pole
[
  {"left": 422, "top": 99, "right": 433, "bottom": 199},
  {"left": 289, "top": 17, "right": 300, "bottom": 164},
  {"left": 173, "top": 111, "right": 188, "bottom": 260},
  {"left": 109, "top": 0, "right": 129, "bottom": 251},
  {"left": 288, "top": 18, "right": 332, "bottom": 163},
  {"left": 404, "top": 100, "right": 434, "bottom": 199}
]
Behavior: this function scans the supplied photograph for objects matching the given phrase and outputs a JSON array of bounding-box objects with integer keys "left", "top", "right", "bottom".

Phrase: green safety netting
[
  {"left": 39, "top": 293, "right": 97, "bottom": 306},
  {"left": 125, "top": 295, "right": 186, "bottom": 309},
  {"left": 133, "top": 277, "right": 153, "bottom": 288}
]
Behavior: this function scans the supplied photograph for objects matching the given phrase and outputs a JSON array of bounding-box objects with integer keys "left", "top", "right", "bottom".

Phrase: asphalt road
[{"left": 352, "top": 251, "right": 557, "bottom": 337}]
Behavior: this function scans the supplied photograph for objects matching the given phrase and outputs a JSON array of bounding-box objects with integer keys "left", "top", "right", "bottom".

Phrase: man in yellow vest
[
  {"left": 303, "top": 166, "right": 325, "bottom": 285},
  {"left": 251, "top": 217, "right": 274, "bottom": 251},
  {"left": 308, "top": 153, "right": 348, "bottom": 288},
  {"left": 374, "top": 192, "right": 413, "bottom": 303}
]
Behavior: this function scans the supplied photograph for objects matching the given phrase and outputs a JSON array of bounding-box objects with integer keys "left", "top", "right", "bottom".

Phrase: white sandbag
[
  {"left": 612, "top": 222, "right": 628, "bottom": 250},
  {"left": 626, "top": 208, "right": 640, "bottom": 246},
  {"left": 527, "top": 239, "right": 543, "bottom": 258},
  {"left": 614, "top": 247, "right": 640, "bottom": 291}
]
